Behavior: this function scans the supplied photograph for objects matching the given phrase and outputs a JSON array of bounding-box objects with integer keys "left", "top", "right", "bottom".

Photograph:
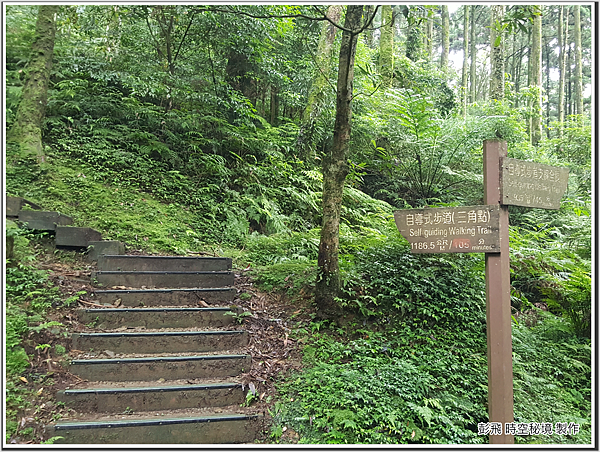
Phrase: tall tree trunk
[
  {"left": 7, "top": 5, "right": 59, "bottom": 162},
  {"left": 515, "top": 37, "right": 522, "bottom": 108},
  {"left": 405, "top": 6, "right": 423, "bottom": 61},
  {"left": 573, "top": 5, "right": 583, "bottom": 116},
  {"left": 440, "top": 5, "right": 449, "bottom": 70},
  {"left": 297, "top": 5, "right": 343, "bottom": 157},
  {"left": 461, "top": 6, "right": 469, "bottom": 117},
  {"left": 530, "top": 8, "right": 542, "bottom": 146},
  {"left": 489, "top": 5, "right": 505, "bottom": 101},
  {"left": 363, "top": 5, "right": 375, "bottom": 48},
  {"left": 469, "top": 6, "right": 477, "bottom": 103},
  {"left": 378, "top": 5, "right": 394, "bottom": 86},
  {"left": 425, "top": 10, "right": 433, "bottom": 58},
  {"left": 558, "top": 6, "right": 568, "bottom": 132},
  {"left": 567, "top": 43, "right": 572, "bottom": 116},
  {"left": 544, "top": 33, "right": 550, "bottom": 138},
  {"left": 315, "top": 5, "right": 363, "bottom": 318}
]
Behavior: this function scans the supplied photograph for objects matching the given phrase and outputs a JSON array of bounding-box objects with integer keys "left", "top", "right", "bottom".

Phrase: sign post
[
  {"left": 393, "top": 139, "right": 569, "bottom": 444},
  {"left": 483, "top": 140, "right": 514, "bottom": 444}
]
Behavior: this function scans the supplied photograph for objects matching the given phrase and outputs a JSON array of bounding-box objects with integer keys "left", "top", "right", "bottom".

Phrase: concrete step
[
  {"left": 87, "top": 242, "right": 125, "bottom": 262},
  {"left": 92, "top": 271, "right": 234, "bottom": 289},
  {"left": 49, "top": 412, "right": 262, "bottom": 444},
  {"left": 6, "top": 196, "right": 42, "bottom": 218},
  {"left": 78, "top": 307, "right": 237, "bottom": 329},
  {"left": 56, "top": 382, "right": 245, "bottom": 413},
  {"left": 69, "top": 354, "right": 251, "bottom": 381},
  {"left": 18, "top": 210, "right": 73, "bottom": 231},
  {"left": 90, "top": 288, "right": 236, "bottom": 306},
  {"left": 72, "top": 330, "right": 248, "bottom": 355},
  {"left": 56, "top": 226, "right": 102, "bottom": 247},
  {"left": 98, "top": 255, "right": 232, "bottom": 272}
]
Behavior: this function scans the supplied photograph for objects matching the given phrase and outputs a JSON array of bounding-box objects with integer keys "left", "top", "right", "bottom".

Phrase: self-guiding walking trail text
[{"left": 394, "top": 140, "right": 569, "bottom": 444}]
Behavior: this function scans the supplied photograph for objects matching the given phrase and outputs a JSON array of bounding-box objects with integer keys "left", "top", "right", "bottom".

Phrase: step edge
[
  {"left": 100, "top": 255, "right": 231, "bottom": 260},
  {"left": 94, "top": 271, "right": 233, "bottom": 275},
  {"left": 82, "top": 308, "right": 233, "bottom": 313},
  {"left": 93, "top": 288, "right": 235, "bottom": 294},
  {"left": 75, "top": 331, "right": 246, "bottom": 337},
  {"left": 70, "top": 354, "right": 250, "bottom": 365},
  {"left": 61, "top": 383, "right": 242, "bottom": 395},
  {"left": 53, "top": 414, "right": 260, "bottom": 430}
]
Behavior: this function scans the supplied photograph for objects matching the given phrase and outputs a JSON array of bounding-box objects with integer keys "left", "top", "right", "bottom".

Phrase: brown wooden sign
[
  {"left": 501, "top": 158, "right": 569, "bottom": 209},
  {"left": 394, "top": 205, "right": 500, "bottom": 253}
]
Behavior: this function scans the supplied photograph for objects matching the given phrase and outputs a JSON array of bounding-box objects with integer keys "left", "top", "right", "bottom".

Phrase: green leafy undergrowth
[
  {"left": 343, "top": 236, "right": 487, "bottom": 326},
  {"left": 7, "top": 158, "right": 203, "bottom": 255},
  {"left": 276, "top": 328, "right": 488, "bottom": 444},
  {"left": 509, "top": 222, "right": 591, "bottom": 337},
  {"left": 511, "top": 312, "right": 591, "bottom": 444},
  {"left": 275, "top": 312, "right": 591, "bottom": 444},
  {"left": 5, "top": 259, "right": 67, "bottom": 440},
  {"left": 250, "top": 261, "right": 317, "bottom": 299},
  {"left": 271, "top": 238, "right": 591, "bottom": 444}
]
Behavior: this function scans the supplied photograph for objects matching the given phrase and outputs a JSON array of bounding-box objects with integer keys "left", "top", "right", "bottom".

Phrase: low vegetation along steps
[{"left": 49, "top": 255, "right": 261, "bottom": 444}]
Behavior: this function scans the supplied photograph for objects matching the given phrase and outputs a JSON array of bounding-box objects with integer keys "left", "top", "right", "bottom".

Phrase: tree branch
[{"left": 173, "top": 10, "right": 196, "bottom": 64}]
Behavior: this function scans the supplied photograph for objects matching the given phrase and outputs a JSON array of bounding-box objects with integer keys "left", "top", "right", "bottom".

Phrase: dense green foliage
[
  {"left": 5, "top": 5, "right": 591, "bottom": 445},
  {"left": 268, "top": 236, "right": 590, "bottom": 444}
]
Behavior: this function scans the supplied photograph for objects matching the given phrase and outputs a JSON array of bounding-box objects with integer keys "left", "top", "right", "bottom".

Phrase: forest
[{"left": 5, "top": 4, "right": 592, "bottom": 445}]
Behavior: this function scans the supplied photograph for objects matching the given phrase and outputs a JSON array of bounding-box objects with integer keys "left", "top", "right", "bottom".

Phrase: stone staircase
[
  {"left": 49, "top": 255, "right": 261, "bottom": 444},
  {"left": 6, "top": 197, "right": 261, "bottom": 443},
  {"left": 7, "top": 196, "right": 119, "bottom": 258}
]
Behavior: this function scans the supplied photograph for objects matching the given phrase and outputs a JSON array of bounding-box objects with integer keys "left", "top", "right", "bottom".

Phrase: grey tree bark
[
  {"left": 440, "top": 5, "right": 449, "bottom": 70},
  {"left": 529, "top": 8, "right": 542, "bottom": 146},
  {"left": 489, "top": 6, "right": 505, "bottom": 101},
  {"left": 378, "top": 5, "right": 394, "bottom": 86},
  {"left": 469, "top": 6, "right": 477, "bottom": 103},
  {"left": 461, "top": 6, "right": 469, "bottom": 117},
  {"left": 558, "top": 6, "right": 568, "bottom": 131},
  {"left": 573, "top": 5, "right": 584, "bottom": 116}
]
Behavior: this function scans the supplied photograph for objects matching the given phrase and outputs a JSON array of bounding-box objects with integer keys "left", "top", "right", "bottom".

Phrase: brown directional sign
[
  {"left": 394, "top": 205, "right": 500, "bottom": 253},
  {"left": 501, "top": 158, "right": 569, "bottom": 210}
]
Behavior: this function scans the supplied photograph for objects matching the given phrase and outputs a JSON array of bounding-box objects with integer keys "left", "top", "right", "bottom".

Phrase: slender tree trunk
[
  {"left": 298, "top": 5, "right": 343, "bottom": 157},
  {"left": 530, "top": 8, "right": 542, "bottom": 146},
  {"left": 405, "top": 6, "right": 423, "bottom": 61},
  {"left": 315, "top": 5, "right": 363, "bottom": 318},
  {"left": 426, "top": 10, "right": 433, "bottom": 58},
  {"left": 363, "top": 5, "right": 375, "bottom": 48},
  {"left": 558, "top": 6, "right": 568, "bottom": 132},
  {"left": 544, "top": 34, "right": 551, "bottom": 138},
  {"left": 489, "top": 5, "right": 505, "bottom": 101},
  {"left": 440, "top": 5, "right": 449, "bottom": 70},
  {"left": 515, "top": 35, "right": 523, "bottom": 108},
  {"left": 567, "top": 44, "right": 572, "bottom": 116},
  {"left": 7, "top": 5, "right": 59, "bottom": 162},
  {"left": 469, "top": 6, "right": 477, "bottom": 103},
  {"left": 573, "top": 5, "right": 584, "bottom": 116},
  {"left": 509, "top": 31, "right": 515, "bottom": 86},
  {"left": 461, "top": 6, "right": 469, "bottom": 116},
  {"left": 378, "top": 5, "right": 394, "bottom": 86},
  {"left": 526, "top": 28, "right": 531, "bottom": 86}
]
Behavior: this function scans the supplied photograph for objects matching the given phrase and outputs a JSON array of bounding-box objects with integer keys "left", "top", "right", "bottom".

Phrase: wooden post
[{"left": 483, "top": 140, "right": 514, "bottom": 444}]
